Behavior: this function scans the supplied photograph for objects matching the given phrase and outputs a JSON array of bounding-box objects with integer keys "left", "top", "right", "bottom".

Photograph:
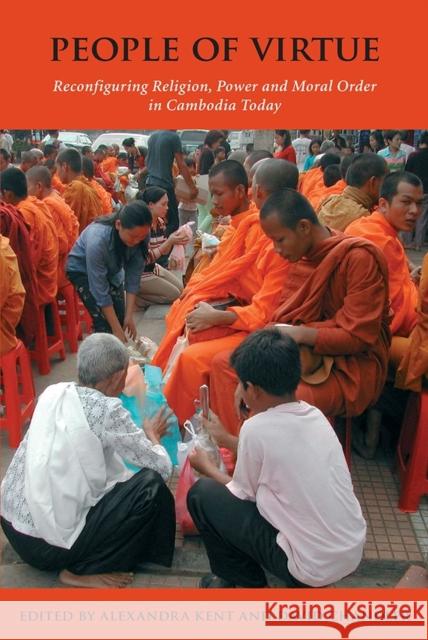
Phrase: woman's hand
[
  {"left": 186, "top": 302, "right": 217, "bottom": 332},
  {"left": 123, "top": 316, "right": 137, "bottom": 341},
  {"left": 169, "top": 229, "right": 189, "bottom": 246},
  {"left": 143, "top": 406, "right": 173, "bottom": 444},
  {"left": 188, "top": 447, "right": 217, "bottom": 477}
]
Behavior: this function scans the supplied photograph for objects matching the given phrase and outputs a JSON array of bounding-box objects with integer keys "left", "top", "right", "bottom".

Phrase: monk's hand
[
  {"left": 143, "top": 406, "right": 173, "bottom": 444},
  {"left": 202, "top": 411, "right": 229, "bottom": 447},
  {"left": 274, "top": 324, "right": 317, "bottom": 346},
  {"left": 123, "top": 317, "right": 137, "bottom": 341},
  {"left": 186, "top": 302, "right": 217, "bottom": 332},
  {"left": 188, "top": 447, "right": 217, "bottom": 477}
]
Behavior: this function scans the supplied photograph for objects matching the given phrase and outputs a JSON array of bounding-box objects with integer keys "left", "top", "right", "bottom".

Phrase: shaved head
[
  {"left": 244, "top": 150, "right": 273, "bottom": 174},
  {"left": 30, "top": 148, "right": 44, "bottom": 164},
  {"left": 26, "top": 165, "right": 52, "bottom": 189},
  {"left": 20, "top": 150, "right": 38, "bottom": 170},
  {"left": 254, "top": 159, "right": 299, "bottom": 192}
]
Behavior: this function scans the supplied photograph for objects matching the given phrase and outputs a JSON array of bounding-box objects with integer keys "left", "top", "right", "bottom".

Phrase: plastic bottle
[{"left": 141, "top": 364, "right": 181, "bottom": 466}]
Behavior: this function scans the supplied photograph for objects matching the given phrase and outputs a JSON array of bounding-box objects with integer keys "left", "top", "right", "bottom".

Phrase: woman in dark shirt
[
  {"left": 198, "top": 130, "right": 225, "bottom": 175},
  {"left": 67, "top": 202, "right": 152, "bottom": 343}
]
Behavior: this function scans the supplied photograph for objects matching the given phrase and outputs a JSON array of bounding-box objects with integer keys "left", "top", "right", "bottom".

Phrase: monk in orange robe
[
  {"left": 0, "top": 234, "right": 25, "bottom": 354},
  {"left": 300, "top": 154, "right": 340, "bottom": 200},
  {"left": 102, "top": 148, "right": 120, "bottom": 174},
  {"left": 82, "top": 157, "right": 113, "bottom": 214},
  {"left": 56, "top": 148, "right": 103, "bottom": 231},
  {"left": 0, "top": 203, "right": 38, "bottom": 347},
  {"left": 51, "top": 172, "right": 66, "bottom": 194},
  {"left": 346, "top": 171, "right": 423, "bottom": 337},
  {"left": 319, "top": 153, "right": 388, "bottom": 231},
  {"left": 26, "top": 166, "right": 79, "bottom": 289},
  {"left": 308, "top": 159, "right": 347, "bottom": 212},
  {"left": 153, "top": 159, "right": 299, "bottom": 372},
  {"left": 1, "top": 167, "right": 59, "bottom": 305},
  {"left": 208, "top": 189, "right": 391, "bottom": 435}
]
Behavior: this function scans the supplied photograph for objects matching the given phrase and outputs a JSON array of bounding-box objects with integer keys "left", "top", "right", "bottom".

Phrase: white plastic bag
[{"left": 164, "top": 331, "right": 189, "bottom": 381}]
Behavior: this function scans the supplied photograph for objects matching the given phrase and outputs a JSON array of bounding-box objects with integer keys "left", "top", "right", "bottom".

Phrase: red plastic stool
[
  {"left": 57, "top": 283, "right": 80, "bottom": 353},
  {"left": 29, "top": 299, "right": 66, "bottom": 375},
  {"left": 328, "top": 416, "right": 353, "bottom": 469},
  {"left": 0, "top": 340, "right": 35, "bottom": 447},
  {"left": 77, "top": 299, "right": 93, "bottom": 338},
  {"left": 397, "top": 389, "right": 428, "bottom": 512}
]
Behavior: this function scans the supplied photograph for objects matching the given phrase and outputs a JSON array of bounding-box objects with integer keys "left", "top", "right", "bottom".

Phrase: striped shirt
[{"left": 377, "top": 147, "right": 406, "bottom": 172}]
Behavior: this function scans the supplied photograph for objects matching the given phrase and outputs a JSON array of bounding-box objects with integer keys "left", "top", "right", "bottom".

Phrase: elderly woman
[{"left": 0, "top": 334, "right": 175, "bottom": 588}]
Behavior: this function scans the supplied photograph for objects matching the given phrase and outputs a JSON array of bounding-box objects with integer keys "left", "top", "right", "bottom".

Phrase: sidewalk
[{"left": 1, "top": 257, "right": 428, "bottom": 587}]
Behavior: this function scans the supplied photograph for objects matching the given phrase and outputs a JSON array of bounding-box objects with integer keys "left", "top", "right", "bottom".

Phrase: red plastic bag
[{"left": 175, "top": 457, "right": 199, "bottom": 536}]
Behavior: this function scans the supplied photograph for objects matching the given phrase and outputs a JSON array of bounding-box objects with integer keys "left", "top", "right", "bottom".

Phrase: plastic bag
[
  {"left": 164, "top": 331, "right": 189, "bottom": 382},
  {"left": 200, "top": 231, "right": 220, "bottom": 255},
  {"left": 175, "top": 457, "right": 198, "bottom": 536},
  {"left": 122, "top": 363, "right": 146, "bottom": 412},
  {"left": 168, "top": 222, "right": 195, "bottom": 271}
]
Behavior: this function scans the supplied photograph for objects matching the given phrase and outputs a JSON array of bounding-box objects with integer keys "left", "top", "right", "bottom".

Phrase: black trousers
[
  {"left": 67, "top": 271, "right": 125, "bottom": 334},
  {"left": 1, "top": 469, "right": 175, "bottom": 574},
  {"left": 187, "top": 478, "right": 307, "bottom": 588}
]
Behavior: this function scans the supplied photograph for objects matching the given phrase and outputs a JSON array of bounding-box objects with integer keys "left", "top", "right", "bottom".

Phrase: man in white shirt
[
  {"left": 292, "top": 130, "right": 312, "bottom": 171},
  {"left": 188, "top": 329, "right": 366, "bottom": 588}
]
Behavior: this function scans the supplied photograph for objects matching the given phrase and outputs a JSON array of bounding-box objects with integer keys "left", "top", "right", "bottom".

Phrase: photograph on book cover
[{"left": 0, "top": 0, "right": 427, "bottom": 639}]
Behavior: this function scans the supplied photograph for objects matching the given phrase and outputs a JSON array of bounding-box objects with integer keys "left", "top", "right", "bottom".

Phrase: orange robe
[
  {"left": 51, "top": 173, "right": 65, "bottom": 195},
  {"left": 394, "top": 253, "right": 428, "bottom": 391},
  {"left": 102, "top": 156, "right": 119, "bottom": 174},
  {"left": 318, "top": 186, "right": 373, "bottom": 232},
  {"left": 209, "top": 233, "right": 391, "bottom": 435},
  {"left": 0, "top": 235, "right": 25, "bottom": 354},
  {"left": 43, "top": 192, "right": 79, "bottom": 288},
  {"left": 152, "top": 206, "right": 264, "bottom": 370},
  {"left": 163, "top": 241, "right": 289, "bottom": 424},
  {"left": 16, "top": 196, "right": 59, "bottom": 305},
  {"left": 62, "top": 176, "right": 103, "bottom": 232},
  {"left": 89, "top": 179, "right": 113, "bottom": 214},
  {"left": 346, "top": 211, "right": 418, "bottom": 336},
  {"left": 309, "top": 179, "right": 346, "bottom": 212},
  {"left": 299, "top": 167, "right": 323, "bottom": 198}
]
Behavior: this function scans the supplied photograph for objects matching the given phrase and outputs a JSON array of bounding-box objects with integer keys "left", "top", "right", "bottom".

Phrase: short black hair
[
  {"left": 43, "top": 144, "right": 56, "bottom": 158},
  {"left": 260, "top": 188, "right": 319, "bottom": 228},
  {"left": 346, "top": 153, "right": 388, "bottom": 187},
  {"left": 320, "top": 153, "right": 340, "bottom": 170},
  {"left": 230, "top": 329, "right": 301, "bottom": 396},
  {"left": 82, "top": 156, "right": 95, "bottom": 179},
  {"left": 204, "top": 129, "right": 224, "bottom": 148},
  {"left": 0, "top": 167, "right": 27, "bottom": 198},
  {"left": 340, "top": 155, "right": 354, "bottom": 180},
  {"left": 122, "top": 137, "right": 135, "bottom": 148},
  {"left": 57, "top": 148, "right": 82, "bottom": 173},
  {"left": 81, "top": 146, "right": 92, "bottom": 156},
  {"left": 0, "top": 148, "right": 10, "bottom": 161},
  {"left": 380, "top": 171, "right": 423, "bottom": 203},
  {"left": 209, "top": 159, "right": 248, "bottom": 190},
  {"left": 418, "top": 131, "right": 428, "bottom": 146},
  {"left": 323, "top": 164, "right": 341, "bottom": 187},
  {"left": 384, "top": 129, "right": 400, "bottom": 143}
]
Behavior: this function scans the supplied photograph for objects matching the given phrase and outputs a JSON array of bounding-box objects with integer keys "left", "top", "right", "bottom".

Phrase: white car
[
  {"left": 92, "top": 132, "right": 150, "bottom": 152},
  {"left": 43, "top": 131, "right": 93, "bottom": 150}
]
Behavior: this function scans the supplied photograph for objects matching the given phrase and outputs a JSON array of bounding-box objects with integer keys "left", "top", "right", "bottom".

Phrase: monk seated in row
[
  {"left": 56, "top": 148, "right": 103, "bottom": 232},
  {"left": 1, "top": 167, "right": 59, "bottom": 308},
  {"left": 0, "top": 202, "right": 38, "bottom": 347},
  {"left": 26, "top": 166, "right": 79, "bottom": 290},
  {"left": 187, "top": 329, "right": 367, "bottom": 588},
  {"left": 345, "top": 171, "right": 426, "bottom": 457},
  {"left": 318, "top": 153, "right": 388, "bottom": 231},
  {"left": 0, "top": 234, "right": 25, "bottom": 355},
  {"left": 206, "top": 189, "right": 391, "bottom": 436},
  {"left": 153, "top": 159, "right": 299, "bottom": 425},
  {"left": 306, "top": 154, "right": 346, "bottom": 212}
]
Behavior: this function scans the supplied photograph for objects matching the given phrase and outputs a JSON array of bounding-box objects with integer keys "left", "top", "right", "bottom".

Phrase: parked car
[
  {"left": 176, "top": 129, "right": 208, "bottom": 154},
  {"left": 42, "top": 131, "right": 93, "bottom": 150},
  {"left": 91, "top": 132, "right": 150, "bottom": 152}
]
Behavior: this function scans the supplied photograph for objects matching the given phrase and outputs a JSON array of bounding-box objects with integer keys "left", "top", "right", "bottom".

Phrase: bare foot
[{"left": 59, "top": 569, "right": 134, "bottom": 588}]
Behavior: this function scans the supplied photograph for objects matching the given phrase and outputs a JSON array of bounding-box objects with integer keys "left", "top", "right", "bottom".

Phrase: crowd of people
[{"left": 0, "top": 127, "right": 427, "bottom": 590}]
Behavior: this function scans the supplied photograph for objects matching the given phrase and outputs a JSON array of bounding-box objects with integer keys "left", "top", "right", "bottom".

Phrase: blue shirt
[{"left": 67, "top": 222, "right": 148, "bottom": 307}]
